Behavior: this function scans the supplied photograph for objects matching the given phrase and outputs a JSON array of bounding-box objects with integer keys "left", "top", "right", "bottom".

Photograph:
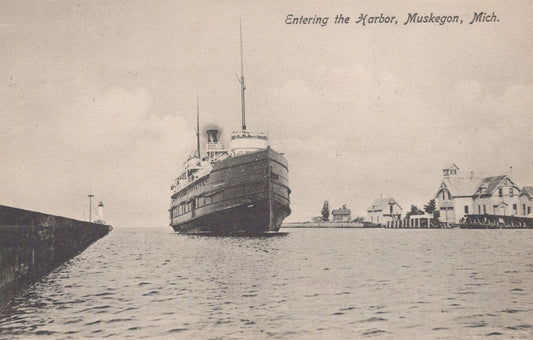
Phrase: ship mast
[
  {"left": 196, "top": 95, "right": 200, "bottom": 159},
  {"left": 239, "top": 21, "right": 246, "bottom": 132}
]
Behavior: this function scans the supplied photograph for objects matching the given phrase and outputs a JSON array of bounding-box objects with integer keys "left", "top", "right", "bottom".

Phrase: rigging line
[{"left": 239, "top": 20, "right": 246, "bottom": 131}]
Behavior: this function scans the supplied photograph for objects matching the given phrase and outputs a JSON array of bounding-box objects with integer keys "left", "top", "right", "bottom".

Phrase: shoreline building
[
  {"left": 519, "top": 186, "right": 533, "bottom": 216},
  {"left": 331, "top": 205, "right": 352, "bottom": 222},
  {"left": 435, "top": 164, "right": 531, "bottom": 225},
  {"left": 366, "top": 197, "right": 402, "bottom": 225}
]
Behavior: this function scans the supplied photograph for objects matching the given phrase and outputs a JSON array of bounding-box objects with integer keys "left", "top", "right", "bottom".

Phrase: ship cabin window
[{"left": 213, "top": 192, "right": 223, "bottom": 202}]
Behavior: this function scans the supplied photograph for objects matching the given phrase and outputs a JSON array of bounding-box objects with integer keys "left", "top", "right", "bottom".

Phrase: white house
[
  {"left": 366, "top": 197, "right": 402, "bottom": 225},
  {"left": 435, "top": 164, "right": 525, "bottom": 225},
  {"left": 519, "top": 186, "right": 533, "bottom": 216}
]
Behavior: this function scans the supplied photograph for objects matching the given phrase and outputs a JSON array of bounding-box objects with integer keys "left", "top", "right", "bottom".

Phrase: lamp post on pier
[{"left": 88, "top": 194, "right": 94, "bottom": 222}]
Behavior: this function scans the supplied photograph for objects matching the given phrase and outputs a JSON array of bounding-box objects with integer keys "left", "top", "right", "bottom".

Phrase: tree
[
  {"left": 406, "top": 204, "right": 424, "bottom": 218},
  {"left": 424, "top": 199, "right": 437, "bottom": 214},
  {"left": 321, "top": 200, "right": 329, "bottom": 221}
]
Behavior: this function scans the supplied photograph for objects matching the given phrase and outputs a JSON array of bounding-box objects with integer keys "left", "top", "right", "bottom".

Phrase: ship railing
[
  {"left": 207, "top": 142, "right": 226, "bottom": 151},
  {"left": 207, "top": 151, "right": 229, "bottom": 163},
  {"left": 231, "top": 131, "right": 268, "bottom": 140},
  {"left": 172, "top": 166, "right": 211, "bottom": 194}
]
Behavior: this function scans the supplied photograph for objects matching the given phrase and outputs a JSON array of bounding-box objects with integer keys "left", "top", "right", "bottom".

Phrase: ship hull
[
  {"left": 170, "top": 148, "right": 290, "bottom": 235},
  {"left": 171, "top": 198, "right": 289, "bottom": 234}
]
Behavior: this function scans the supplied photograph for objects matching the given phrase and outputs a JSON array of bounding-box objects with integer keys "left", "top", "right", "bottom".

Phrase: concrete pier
[
  {"left": 0, "top": 205, "right": 112, "bottom": 296},
  {"left": 282, "top": 221, "right": 376, "bottom": 228}
]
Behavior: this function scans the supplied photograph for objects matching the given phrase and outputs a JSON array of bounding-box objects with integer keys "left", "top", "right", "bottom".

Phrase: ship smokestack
[
  {"left": 206, "top": 129, "right": 219, "bottom": 143},
  {"left": 97, "top": 201, "right": 104, "bottom": 221}
]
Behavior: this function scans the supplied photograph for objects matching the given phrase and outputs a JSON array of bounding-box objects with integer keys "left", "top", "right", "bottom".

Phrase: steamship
[{"left": 169, "top": 31, "right": 291, "bottom": 235}]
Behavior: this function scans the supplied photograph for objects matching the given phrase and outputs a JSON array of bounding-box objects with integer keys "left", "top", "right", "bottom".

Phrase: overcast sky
[{"left": 1, "top": 0, "right": 532, "bottom": 227}]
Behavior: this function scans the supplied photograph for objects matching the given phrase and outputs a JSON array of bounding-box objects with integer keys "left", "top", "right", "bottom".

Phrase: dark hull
[
  {"left": 170, "top": 148, "right": 290, "bottom": 235},
  {"left": 171, "top": 198, "right": 289, "bottom": 234}
]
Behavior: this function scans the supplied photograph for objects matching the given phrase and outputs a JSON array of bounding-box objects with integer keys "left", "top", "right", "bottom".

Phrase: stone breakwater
[{"left": 0, "top": 205, "right": 111, "bottom": 296}]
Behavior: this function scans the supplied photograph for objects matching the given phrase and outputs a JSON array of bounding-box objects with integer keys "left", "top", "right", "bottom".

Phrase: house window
[
  {"left": 523, "top": 204, "right": 527, "bottom": 215},
  {"left": 498, "top": 188, "right": 503, "bottom": 197},
  {"left": 478, "top": 205, "right": 481, "bottom": 214},
  {"left": 513, "top": 204, "right": 517, "bottom": 211},
  {"left": 464, "top": 205, "right": 469, "bottom": 214},
  {"left": 483, "top": 205, "right": 486, "bottom": 214},
  {"left": 528, "top": 207, "right": 531, "bottom": 214},
  {"left": 493, "top": 205, "right": 498, "bottom": 214},
  {"left": 451, "top": 169, "right": 456, "bottom": 175},
  {"left": 390, "top": 205, "right": 393, "bottom": 214},
  {"left": 510, "top": 188, "right": 514, "bottom": 197}
]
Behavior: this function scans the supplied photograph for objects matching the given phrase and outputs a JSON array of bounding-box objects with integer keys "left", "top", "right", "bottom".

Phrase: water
[{"left": 0, "top": 228, "right": 532, "bottom": 339}]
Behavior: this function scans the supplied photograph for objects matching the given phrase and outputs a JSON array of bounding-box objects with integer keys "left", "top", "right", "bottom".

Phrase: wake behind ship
[{"left": 169, "top": 29, "right": 291, "bottom": 235}]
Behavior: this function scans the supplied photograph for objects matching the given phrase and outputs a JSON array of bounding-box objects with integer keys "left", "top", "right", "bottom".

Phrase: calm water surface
[{"left": 0, "top": 228, "right": 532, "bottom": 339}]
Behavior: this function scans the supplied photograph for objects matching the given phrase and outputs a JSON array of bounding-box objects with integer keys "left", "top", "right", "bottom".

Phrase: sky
[{"left": 1, "top": 0, "right": 532, "bottom": 228}]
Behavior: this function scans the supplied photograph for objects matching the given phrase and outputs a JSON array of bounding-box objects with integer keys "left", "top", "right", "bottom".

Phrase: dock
[
  {"left": 0, "top": 205, "right": 112, "bottom": 296},
  {"left": 282, "top": 221, "right": 379, "bottom": 228}
]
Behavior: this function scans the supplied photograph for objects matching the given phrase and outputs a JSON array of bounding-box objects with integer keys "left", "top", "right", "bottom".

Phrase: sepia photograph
[{"left": 1, "top": 0, "right": 532, "bottom": 338}]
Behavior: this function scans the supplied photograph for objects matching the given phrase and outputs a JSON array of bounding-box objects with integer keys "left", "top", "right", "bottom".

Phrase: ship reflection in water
[{"left": 1, "top": 227, "right": 532, "bottom": 339}]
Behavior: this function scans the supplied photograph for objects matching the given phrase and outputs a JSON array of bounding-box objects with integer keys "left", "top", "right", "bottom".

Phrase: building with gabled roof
[
  {"left": 519, "top": 186, "right": 533, "bottom": 216},
  {"left": 436, "top": 164, "right": 525, "bottom": 225},
  {"left": 331, "top": 205, "right": 352, "bottom": 221},
  {"left": 366, "top": 197, "right": 402, "bottom": 225}
]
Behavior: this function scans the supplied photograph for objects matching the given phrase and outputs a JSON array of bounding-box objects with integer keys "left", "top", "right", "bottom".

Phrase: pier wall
[
  {"left": 282, "top": 221, "right": 371, "bottom": 228},
  {"left": 0, "top": 205, "right": 112, "bottom": 295}
]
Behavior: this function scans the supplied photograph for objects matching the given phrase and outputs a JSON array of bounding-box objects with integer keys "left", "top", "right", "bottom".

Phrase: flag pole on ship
[
  {"left": 239, "top": 20, "right": 246, "bottom": 132},
  {"left": 196, "top": 95, "right": 201, "bottom": 159}
]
